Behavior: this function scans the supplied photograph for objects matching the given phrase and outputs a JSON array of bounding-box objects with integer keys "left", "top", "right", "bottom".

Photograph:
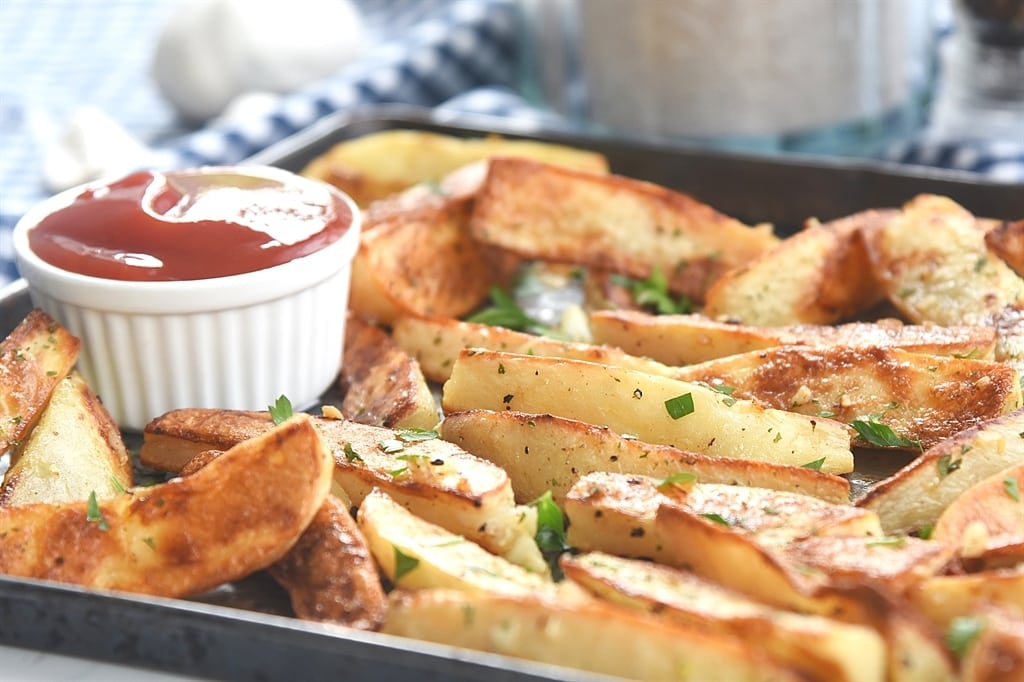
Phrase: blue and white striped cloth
[
  {"left": 0, "top": 0, "right": 520, "bottom": 288},
  {"left": 2, "top": 0, "right": 1022, "bottom": 292}
]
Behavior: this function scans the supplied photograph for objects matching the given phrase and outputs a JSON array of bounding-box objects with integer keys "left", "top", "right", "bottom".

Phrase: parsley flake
[
  {"left": 392, "top": 547, "right": 420, "bottom": 581},
  {"left": 1004, "top": 477, "right": 1021, "bottom": 503},
  {"left": 268, "top": 395, "right": 293, "bottom": 425},
  {"left": 611, "top": 268, "right": 692, "bottom": 315},
  {"left": 700, "top": 512, "right": 732, "bottom": 526},
  {"left": 529, "top": 491, "right": 570, "bottom": 577},
  {"left": 397, "top": 428, "right": 440, "bottom": 442},
  {"left": 946, "top": 617, "right": 985, "bottom": 659},
  {"left": 343, "top": 442, "right": 363, "bottom": 462},
  {"left": 937, "top": 454, "right": 963, "bottom": 479},
  {"left": 802, "top": 457, "right": 826, "bottom": 471},
  {"left": 378, "top": 439, "right": 405, "bottom": 454},
  {"left": 657, "top": 471, "right": 697, "bottom": 492},
  {"left": 850, "top": 418, "right": 920, "bottom": 450},
  {"left": 665, "top": 393, "right": 695, "bottom": 419},
  {"left": 86, "top": 492, "right": 109, "bottom": 531}
]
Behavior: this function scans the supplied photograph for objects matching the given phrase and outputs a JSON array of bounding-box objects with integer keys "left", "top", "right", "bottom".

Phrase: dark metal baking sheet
[{"left": 3, "top": 104, "right": 1023, "bottom": 681}]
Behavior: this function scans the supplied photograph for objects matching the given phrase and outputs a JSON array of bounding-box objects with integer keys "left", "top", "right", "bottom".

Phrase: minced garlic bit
[{"left": 321, "top": 404, "right": 344, "bottom": 420}]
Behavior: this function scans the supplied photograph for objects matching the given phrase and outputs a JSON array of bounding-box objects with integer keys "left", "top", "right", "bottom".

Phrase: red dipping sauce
[{"left": 27, "top": 168, "right": 355, "bottom": 281}]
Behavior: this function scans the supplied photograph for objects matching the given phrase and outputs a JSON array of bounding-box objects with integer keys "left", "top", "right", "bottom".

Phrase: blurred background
[{"left": 1, "top": 0, "right": 1023, "bottom": 287}]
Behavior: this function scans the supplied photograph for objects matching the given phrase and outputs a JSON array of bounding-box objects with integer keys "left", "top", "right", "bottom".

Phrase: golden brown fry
[
  {"left": 703, "top": 209, "right": 890, "bottom": 325},
  {"left": 931, "top": 462, "right": 1024, "bottom": 562},
  {"left": 0, "top": 309, "right": 80, "bottom": 452},
  {"left": 589, "top": 309, "right": 997, "bottom": 366},
  {"left": 470, "top": 157, "right": 777, "bottom": 302},
  {"left": 0, "top": 415, "right": 332, "bottom": 598},
  {"left": 391, "top": 313, "right": 677, "bottom": 384},
  {"left": 179, "top": 448, "right": 387, "bottom": 629},
  {"left": 1, "top": 372, "right": 131, "bottom": 507},
  {"left": 984, "top": 219, "right": 1024, "bottom": 278},
  {"left": 383, "top": 588, "right": 801, "bottom": 682},
  {"left": 142, "top": 409, "right": 546, "bottom": 573},
  {"left": 857, "top": 408, "right": 1024, "bottom": 535},
  {"left": 340, "top": 312, "right": 438, "bottom": 430},
  {"left": 440, "top": 409, "right": 852, "bottom": 505},
  {"left": 268, "top": 494, "right": 387, "bottom": 629},
  {"left": 301, "top": 129, "right": 609, "bottom": 206},
  {"left": 672, "top": 345, "right": 1021, "bottom": 451}
]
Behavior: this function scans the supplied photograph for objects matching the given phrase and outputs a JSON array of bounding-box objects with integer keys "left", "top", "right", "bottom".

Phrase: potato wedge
[
  {"left": 562, "top": 551, "right": 887, "bottom": 682},
  {"left": 358, "top": 488, "right": 557, "bottom": 589},
  {"left": 0, "top": 415, "right": 331, "bottom": 597},
  {"left": 864, "top": 194, "right": 1024, "bottom": 369},
  {"left": 702, "top": 209, "right": 890, "bottom": 325},
  {"left": 672, "top": 345, "right": 1021, "bottom": 451},
  {"left": 440, "top": 409, "right": 851, "bottom": 505},
  {"left": 857, "top": 407, "right": 1024, "bottom": 534},
  {"left": 1, "top": 372, "right": 131, "bottom": 506},
  {"left": 179, "top": 448, "right": 387, "bottom": 628},
  {"left": 0, "top": 309, "right": 80, "bottom": 452},
  {"left": 348, "top": 199, "right": 504, "bottom": 325},
  {"left": 564, "top": 472, "right": 878, "bottom": 566},
  {"left": 391, "top": 314, "right": 677, "bottom": 384},
  {"left": 589, "top": 310, "right": 997, "bottom": 366},
  {"left": 339, "top": 312, "right": 438, "bottom": 430},
  {"left": 866, "top": 194, "right": 1024, "bottom": 326},
  {"left": 301, "top": 129, "right": 609, "bottom": 206},
  {"left": 960, "top": 609, "right": 1024, "bottom": 682},
  {"left": 383, "top": 588, "right": 802, "bottom": 682},
  {"left": 141, "top": 409, "right": 545, "bottom": 573},
  {"left": 267, "top": 494, "right": 387, "bottom": 628},
  {"left": 984, "top": 218, "right": 1024, "bottom": 278},
  {"left": 441, "top": 349, "right": 854, "bottom": 474},
  {"left": 931, "top": 462, "right": 1024, "bottom": 560},
  {"left": 469, "top": 157, "right": 778, "bottom": 302},
  {"left": 909, "top": 567, "right": 1024, "bottom": 629}
]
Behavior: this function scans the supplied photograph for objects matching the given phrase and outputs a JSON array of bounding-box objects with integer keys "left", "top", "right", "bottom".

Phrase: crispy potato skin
[
  {"left": 268, "top": 495, "right": 387, "bottom": 629},
  {"left": 0, "top": 309, "right": 80, "bottom": 452},
  {"left": 349, "top": 200, "right": 504, "bottom": 325},
  {"left": 673, "top": 344, "right": 1021, "bottom": 450},
  {"left": 0, "top": 416, "right": 331, "bottom": 598},
  {"left": 180, "top": 449, "right": 387, "bottom": 629},
  {"left": 340, "top": 313, "right": 438, "bottom": 430},
  {"left": 703, "top": 209, "right": 891, "bottom": 325},
  {"left": 470, "top": 157, "right": 777, "bottom": 302},
  {"left": 590, "top": 310, "right": 997, "bottom": 366}
]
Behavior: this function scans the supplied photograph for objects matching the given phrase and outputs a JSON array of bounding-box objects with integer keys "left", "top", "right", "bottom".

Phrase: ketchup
[{"left": 27, "top": 168, "right": 354, "bottom": 281}]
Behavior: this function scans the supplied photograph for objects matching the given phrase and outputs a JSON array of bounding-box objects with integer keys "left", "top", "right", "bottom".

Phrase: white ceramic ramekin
[{"left": 12, "top": 166, "right": 361, "bottom": 431}]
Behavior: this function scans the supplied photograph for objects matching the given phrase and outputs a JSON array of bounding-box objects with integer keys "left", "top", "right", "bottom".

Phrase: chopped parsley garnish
[
  {"left": 1005, "top": 477, "right": 1021, "bottom": 502},
  {"left": 343, "top": 442, "right": 363, "bottom": 462},
  {"left": 268, "top": 395, "right": 293, "bottom": 425},
  {"left": 611, "top": 268, "right": 692, "bottom": 315},
  {"left": 657, "top": 471, "right": 698, "bottom": 491},
  {"left": 946, "top": 616, "right": 985, "bottom": 659},
  {"left": 110, "top": 477, "right": 127, "bottom": 494},
  {"left": 529, "top": 491, "right": 570, "bottom": 578},
  {"left": 937, "top": 454, "right": 962, "bottom": 479},
  {"left": 397, "top": 428, "right": 440, "bottom": 442},
  {"left": 467, "top": 286, "right": 551, "bottom": 335},
  {"left": 850, "top": 418, "right": 920, "bottom": 450},
  {"left": 392, "top": 547, "right": 420, "bottom": 581},
  {"left": 665, "top": 393, "right": 695, "bottom": 420},
  {"left": 86, "top": 491, "right": 109, "bottom": 531},
  {"left": 700, "top": 512, "right": 732, "bottom": 526},
  {"left": 802, "top": 457, "right": 826, "bottom": 471}
]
